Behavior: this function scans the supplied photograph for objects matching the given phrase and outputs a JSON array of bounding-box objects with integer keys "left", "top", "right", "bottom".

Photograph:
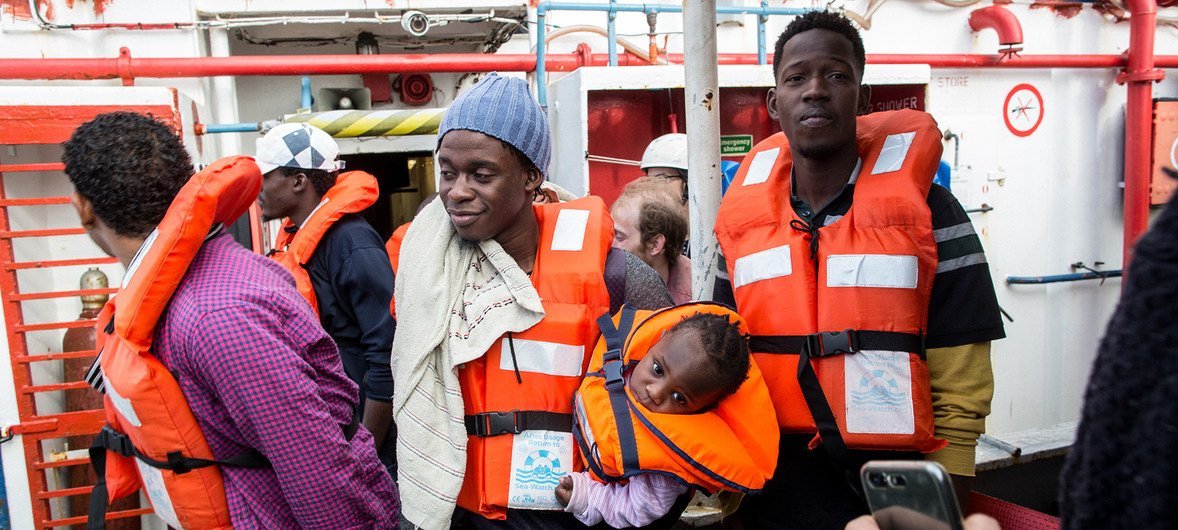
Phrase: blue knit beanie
[{"left": 438, "top": 73, "right": 551, "bottom": 176}]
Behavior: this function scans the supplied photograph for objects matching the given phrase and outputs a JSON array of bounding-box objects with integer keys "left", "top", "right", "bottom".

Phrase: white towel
[{"left": 392, "top": 200, "right": 545, "bottom": 530}]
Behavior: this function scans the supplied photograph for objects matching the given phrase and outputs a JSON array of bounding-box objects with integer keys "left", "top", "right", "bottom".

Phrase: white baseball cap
[{"left": 255, "top": 123, "right": 343, "bottom": 174}]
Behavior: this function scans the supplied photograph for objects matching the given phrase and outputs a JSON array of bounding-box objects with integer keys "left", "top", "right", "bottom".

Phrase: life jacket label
[
  {"left": 844, "top": 350, "right": 915, "bottom": 435},
  {"left": 507, "top": 429, "right": 573, "bottom": 510},
  {"left": 826, "top": 254, "right": 919, "bottom": 289},
  {"left": 498, "top": 338, "right": 585, "bottom": 377},
  {"left": 137, "top": 459, "right": 182, "bottom": 529},
  {"left": 104, "top": 376, "right": 142, "bottom": 428},
  {"left": 871, "top": 132, "right": 917, "bottom": 175},
  {"left": 732, "top": 244, "right": 793, "bottom": 289},
  {"left": 551, "top": 209, "right": 591, "bottom": 252},
  {"left": 741, "top": 147, "right": 780, "bottom": 186}
]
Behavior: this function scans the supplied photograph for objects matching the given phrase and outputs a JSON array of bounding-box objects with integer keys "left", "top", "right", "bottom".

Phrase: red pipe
[
  {"left": 3, "top": 50, "right": 1178, "bottom": 82},
  {"left": 870, "top": 54, "right": 1178, "bottom": 68},
  {"left": 588, "top": 52, "right": 1178, "bottom": 68},
  {"left": 1121, "top": 0, "right": 1165, "bottom": 271},
  {"left": 968, "top": 6, "right": 1025, "bottom": 46}
]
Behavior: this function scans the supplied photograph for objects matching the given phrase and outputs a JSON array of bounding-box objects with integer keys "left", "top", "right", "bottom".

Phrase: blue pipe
[
  {"left": 1005, "top": 270, "right": 1123, "bottom": 284},
  {"left": 537, "top": 10, "right": 548, "bottom": 106},
  {"left": 537, "top": 2, "right": 809, "bottom": 16},
  {"left": 757, "top": 1, "right": 768, "bottom": 65},
  {"left": 204, "top": 122, "right": 262, "bottom": 134},
  {"left": 607, "top": 0, "right": 618, "bottom": 67},
  {"left": 534, "top": 1, "right": 809, "bottom": 105},
  {"left": 301, "top": 76, "right": 312, "bottom": 110}
]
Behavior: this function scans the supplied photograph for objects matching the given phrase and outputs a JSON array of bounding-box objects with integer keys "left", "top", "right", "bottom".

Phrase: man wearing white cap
[{"left": 256, "top": 123, "right": 398, "bottom": 478}]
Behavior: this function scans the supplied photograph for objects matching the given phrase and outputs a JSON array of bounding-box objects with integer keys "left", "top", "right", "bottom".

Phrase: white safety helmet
[{"left": 640, "top": 133, "right": 689, "bottom": 172}]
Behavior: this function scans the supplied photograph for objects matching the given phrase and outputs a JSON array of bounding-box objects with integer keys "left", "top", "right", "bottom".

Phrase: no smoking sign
[{"left": 1004, "top": 83, "right": 1044, "bottom": 137}]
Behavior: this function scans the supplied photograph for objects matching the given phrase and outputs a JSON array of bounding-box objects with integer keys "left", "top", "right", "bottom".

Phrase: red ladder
[{"left": 0, "top": 101, "right": 180, "bottom": 528}]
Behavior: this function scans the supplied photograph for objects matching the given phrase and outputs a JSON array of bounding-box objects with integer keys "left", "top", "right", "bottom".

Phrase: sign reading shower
[{"left": 721, "top": 135, "right": 754, "bottom": 156}]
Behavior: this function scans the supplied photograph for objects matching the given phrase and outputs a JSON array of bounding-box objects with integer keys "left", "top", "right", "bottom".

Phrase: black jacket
[
  {"left": 305, "top": 214, "right": 395, "bottom": 403},
  {"left": 1060, "top": 188, "right": 1178, "bottom": 528}
]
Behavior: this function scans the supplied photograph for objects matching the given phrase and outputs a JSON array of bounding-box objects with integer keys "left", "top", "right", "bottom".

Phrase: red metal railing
[{"left": 0, "top": 133, "right": 146, "bottom": 527}]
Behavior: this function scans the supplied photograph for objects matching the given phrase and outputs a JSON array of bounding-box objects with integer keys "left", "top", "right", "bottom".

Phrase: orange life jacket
[
  {"left": 391, "top": 197, "right": 613, "bottom": 520},
  {"left": 385, "top": 222, "right": 409, "bottom": 317},
  {"left": 269, "top": 170, "right": 379, "bottom": 314},
  {"left": 573, "top": 303, "right": 779, "bottom": 494},
  {"left": 714, "top": 110, "right": 948, "bottom": 457},
  {"left": 88, "top": 156, "right": 264, "bottom": 530}
]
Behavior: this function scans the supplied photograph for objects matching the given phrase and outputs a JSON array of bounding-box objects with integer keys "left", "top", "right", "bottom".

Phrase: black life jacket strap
[
  {"left": 86, "top": 425, "right": 268, "bottom": 530},
  {"left": 749, "top": 330, "right": 926, "bottom": 360},
  {"left": 463, "top": 410, "right": 574, "bottom": 437},
  {"left": 88, "top": 409, "right": 360, "bottom": 530},
  {"left": 593, "top": 307, "right": 641, "bottom": 476},
  {"left": 795, "top": 336, "right": 851, "bottom": 468}
]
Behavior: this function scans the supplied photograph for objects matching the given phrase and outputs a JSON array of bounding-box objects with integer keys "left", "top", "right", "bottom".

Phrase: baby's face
[{"left": 627, "top": 327, "right": 726, "bottom": 414}]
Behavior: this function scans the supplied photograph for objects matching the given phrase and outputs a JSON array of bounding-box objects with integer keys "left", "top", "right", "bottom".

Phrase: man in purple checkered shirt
[{"left": 64, "top": 112, "right": 400, "bottom": 528}]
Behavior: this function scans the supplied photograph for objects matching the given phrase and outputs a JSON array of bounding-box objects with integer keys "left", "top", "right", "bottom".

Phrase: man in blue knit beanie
[{"left": 390, "top": 73, "right": 675, "bottom": 529}]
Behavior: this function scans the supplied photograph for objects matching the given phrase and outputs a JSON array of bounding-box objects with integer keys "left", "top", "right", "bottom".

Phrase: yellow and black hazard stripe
[{"left": 285, "top": 109, "right": 445, "bottom": 137}]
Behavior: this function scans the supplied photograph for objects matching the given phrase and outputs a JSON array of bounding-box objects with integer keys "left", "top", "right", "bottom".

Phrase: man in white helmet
[{"left": 640, "top": 133, "right": 689, "bottom": 204}]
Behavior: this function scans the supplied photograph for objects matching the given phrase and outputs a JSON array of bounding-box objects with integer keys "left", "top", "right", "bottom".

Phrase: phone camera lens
[
  {"left": 868, "top": 472, "right": 887, "bottom": 488},
  {"left": 888, "top": 475, "right": 907, "bottom": 487}
]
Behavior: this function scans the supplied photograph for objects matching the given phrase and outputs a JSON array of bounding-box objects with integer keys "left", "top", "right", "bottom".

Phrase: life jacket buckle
[
  {"left": 473, "top": 410, "right": 522, "bottom": 437},
  {"left": 602, "top": 359, "right": 626, "bottom": 391},
  {"left": 98, "top": 425, "right": 136, "bottom": 457},
  {"left": 805, "top": 329, "right": 857, "bottom": 357}
]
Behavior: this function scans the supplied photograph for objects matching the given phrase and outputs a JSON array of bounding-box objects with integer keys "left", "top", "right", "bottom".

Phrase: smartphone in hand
[{"left": 860, "top": 461, "right": 964, "bottom": 530}]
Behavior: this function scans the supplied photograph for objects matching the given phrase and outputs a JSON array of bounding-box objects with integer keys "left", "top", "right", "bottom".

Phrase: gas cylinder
[{"left": 62, "top": 268, "right": 139, "bottom": 527}]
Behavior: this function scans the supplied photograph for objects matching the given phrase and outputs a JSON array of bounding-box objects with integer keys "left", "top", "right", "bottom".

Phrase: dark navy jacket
[{"left": 303, "top": 213, "right": 395, "bottom": 403}]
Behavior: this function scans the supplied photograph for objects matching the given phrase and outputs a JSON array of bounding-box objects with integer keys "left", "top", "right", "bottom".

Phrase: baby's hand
[{"left": 555, "top": 475, "right": 573, "bottom": 507}]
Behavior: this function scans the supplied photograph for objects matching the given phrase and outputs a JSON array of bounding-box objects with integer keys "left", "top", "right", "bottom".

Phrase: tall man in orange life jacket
[
  {"left": 712, "top": 12, "right": 1005, "bottom": 528},
  {"left": 255, "top": 123, "right": 397, "bottom": 476},
  {"left": 66, "top": 112, "right": 399, "bottom": 528}
]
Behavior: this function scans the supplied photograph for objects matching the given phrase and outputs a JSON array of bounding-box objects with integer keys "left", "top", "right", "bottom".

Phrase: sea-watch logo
[
  {"left": 513, "top": 449, "right": 564, "bottom": 488},
  {"left": 850, "top": 369, "right": 906, "bottom": 409}
]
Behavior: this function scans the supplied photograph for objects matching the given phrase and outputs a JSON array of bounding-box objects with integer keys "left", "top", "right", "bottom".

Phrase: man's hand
[
  {"left": 845, "top": 513, "right": 1000, "bottom": 530},
  {"left": 555, "top": 475, "right": 574, "bottom": 507},
  {"left": 362, "top": 400, "right": 394, "bottom": 450}
]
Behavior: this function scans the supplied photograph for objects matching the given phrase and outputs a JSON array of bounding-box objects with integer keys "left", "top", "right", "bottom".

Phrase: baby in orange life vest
[{"left": 556, "top": 303, "right": 779, "bottom": 528}]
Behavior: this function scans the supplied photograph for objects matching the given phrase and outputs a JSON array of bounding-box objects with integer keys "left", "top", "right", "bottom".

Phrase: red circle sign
[{"left": 1003, "top": 83, "right": 1044, "bottom": 137}]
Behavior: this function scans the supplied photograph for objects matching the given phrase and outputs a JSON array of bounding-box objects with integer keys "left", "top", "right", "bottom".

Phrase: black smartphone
[{"left": 860, "top": 460, "right": 964, "bottom": 530}]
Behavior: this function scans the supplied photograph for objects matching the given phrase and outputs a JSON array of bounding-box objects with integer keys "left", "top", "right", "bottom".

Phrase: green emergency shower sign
[{"left": 720, "top": 135, "right": 754, "bottom": 156}]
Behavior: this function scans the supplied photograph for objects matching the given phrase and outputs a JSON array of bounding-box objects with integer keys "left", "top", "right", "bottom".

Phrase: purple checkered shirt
[{"left": 152, "top": 234, "right": 399, "bottom": 529}]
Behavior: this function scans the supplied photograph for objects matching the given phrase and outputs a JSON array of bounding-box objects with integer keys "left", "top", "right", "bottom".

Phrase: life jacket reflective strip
[
  {"left": 269, "top": 170, "right": 379, "bottom": 314},
  {"left": 88, "top": 156, "right": 263, "bottom": 530},
  {"left": 714, "top": 110, "right": 947, "bottom": 456},
  {"left": 385, "top": 222, "right": 409, "bottom": 317},
  {"left": 573, "top": 303, "right": 779, "bottom": 494},
  {"left": 390, "top": 197, "right": 612, "bottom": 520}
]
